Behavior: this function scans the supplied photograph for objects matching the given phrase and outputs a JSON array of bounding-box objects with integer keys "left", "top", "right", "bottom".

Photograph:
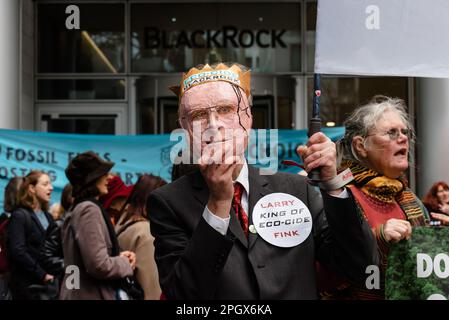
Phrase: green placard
[{"left": 386, "top": 226, "right": 449, "bottom": 300}]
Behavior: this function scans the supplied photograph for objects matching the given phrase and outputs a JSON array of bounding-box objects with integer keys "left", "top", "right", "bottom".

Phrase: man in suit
[{"left": 148, "top": 63, "right": 378, "bottom": 299}]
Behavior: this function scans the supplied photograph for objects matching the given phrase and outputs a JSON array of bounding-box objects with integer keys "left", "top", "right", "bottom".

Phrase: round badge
[{"left": 252, "top": 193, "right": 313, "bottom": 248}]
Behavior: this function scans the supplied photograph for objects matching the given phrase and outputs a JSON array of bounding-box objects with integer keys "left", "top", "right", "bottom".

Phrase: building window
[
  {"left": 37, "top": 3, "right": 125, "bottom": 73},
  {"left": 307, "top": 77, "right": 409, "bottom": 127}
]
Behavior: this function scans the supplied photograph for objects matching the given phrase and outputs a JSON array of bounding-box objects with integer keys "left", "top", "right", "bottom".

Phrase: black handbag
[
  {"left": 119, "top": 276, "right": 144, "bottom": 300},
  {"left": 0, "top": 277, "right": 12, "bottom": 300},
  {"left": 27, "top": 279, "right": 59, "bottom": 300}
]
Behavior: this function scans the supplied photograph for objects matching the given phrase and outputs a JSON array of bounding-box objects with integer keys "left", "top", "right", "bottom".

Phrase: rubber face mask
[{"left": 179, "top": 81, "right": 252, "bottom": 164}]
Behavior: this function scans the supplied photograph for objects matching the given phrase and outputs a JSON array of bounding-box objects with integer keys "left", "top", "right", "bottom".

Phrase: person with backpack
[
  {"left": 6, "top": 171, "right": 55, "bottom": 300},
  {"left": 0, "top": 177, "right": 24, "bottom": 300}
]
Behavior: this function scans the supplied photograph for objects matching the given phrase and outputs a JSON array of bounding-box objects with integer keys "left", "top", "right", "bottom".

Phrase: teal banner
[
  {"left": 386, "top": 226, "right": 449, "bottom": 300},
  {"left": 0, "top": 127, "right": 344, "bottom": 209}
]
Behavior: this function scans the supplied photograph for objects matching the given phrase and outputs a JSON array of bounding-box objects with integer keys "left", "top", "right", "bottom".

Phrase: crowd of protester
[
  {"left": 0, "top": 116, "right": 448, "bottom": 300},
  {"left": 0, "top": 151, "right": 447, "bottom": 300},
  {"left": 0, "top": 153, "right": 167, "bottom": 300},
  {"left": 0, "top": 64, "right": 448, "bottom": 301}
]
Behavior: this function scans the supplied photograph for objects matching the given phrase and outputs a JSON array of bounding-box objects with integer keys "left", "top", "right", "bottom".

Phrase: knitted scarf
[{"left": 343, "top": 161, "right": 429, "bottom": 225}]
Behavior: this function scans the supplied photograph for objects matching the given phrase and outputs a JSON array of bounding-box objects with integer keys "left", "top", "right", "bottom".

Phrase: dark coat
[
  {"left": 6, "top": 207, "right": 54, "bottom": 299},
  {"left": 40, "top": 218, "right": 64, "bottom": 278},
  {"left": 148, "top": 165, "right": 379, "bottom": 300}
]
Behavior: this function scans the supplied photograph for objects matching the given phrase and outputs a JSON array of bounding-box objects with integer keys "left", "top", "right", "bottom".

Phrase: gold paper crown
[{"left": 169, "top": 63, "right": 251, "bottom": 98}]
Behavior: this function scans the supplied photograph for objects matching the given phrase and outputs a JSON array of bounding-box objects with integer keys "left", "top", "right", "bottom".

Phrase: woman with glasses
[
  {"left": 328, "top": 95, "right": 432, "bottom": 299},
  {"left": 423, "top": 181, "right": 449, "bottom": 224}
]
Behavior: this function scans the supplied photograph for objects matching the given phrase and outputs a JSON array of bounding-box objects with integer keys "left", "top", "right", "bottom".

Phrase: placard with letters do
[{"left": 386, "top": 226, "right": 449, "bottom": 300}]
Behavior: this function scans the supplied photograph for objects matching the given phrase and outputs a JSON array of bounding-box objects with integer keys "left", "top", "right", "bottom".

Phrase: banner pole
[{"left": 307, "top": 73, "right": 322, "bottom": 183}]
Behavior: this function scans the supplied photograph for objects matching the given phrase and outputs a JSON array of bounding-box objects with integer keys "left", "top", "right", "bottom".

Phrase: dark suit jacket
[
  {"left": 7, "top": 207, "right": 54, "bottom": 299},
  {"left": 148, "top": 166, "right": 378, "bottom": 300}
]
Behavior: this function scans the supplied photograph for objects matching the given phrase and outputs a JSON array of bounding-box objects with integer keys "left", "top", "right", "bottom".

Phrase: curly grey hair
[{"left": 337, "top": 95, "right": 415, "bottom": 166}]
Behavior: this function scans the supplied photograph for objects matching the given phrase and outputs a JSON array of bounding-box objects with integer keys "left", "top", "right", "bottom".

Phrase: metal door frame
[{"left": 36, "top": 103, "right": 128, "bottom": 134}]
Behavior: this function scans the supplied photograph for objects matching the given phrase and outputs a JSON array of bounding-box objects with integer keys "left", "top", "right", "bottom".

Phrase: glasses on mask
[
  {"left": 179, "top": 104, "right": 250, "bottom": 129},
  {"left": 366, "top": 128, "right": 410, "bottom": 141}
]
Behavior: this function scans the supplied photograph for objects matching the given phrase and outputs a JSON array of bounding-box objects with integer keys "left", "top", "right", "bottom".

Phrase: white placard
[
  {"left": 315, "top": 0, "right": 449, "bottom": 78},
  {"left": 252, "top": 193, "right": 312, "bottom": 248}
]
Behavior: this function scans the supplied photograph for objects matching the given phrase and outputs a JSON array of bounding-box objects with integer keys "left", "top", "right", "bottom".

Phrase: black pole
[{"left": 308, "top": 73, "right": 322, "bottom": 183}]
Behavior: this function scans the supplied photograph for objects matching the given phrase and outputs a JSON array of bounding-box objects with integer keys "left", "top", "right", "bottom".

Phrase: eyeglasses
[
  {"left": 366, "top": 128, "right": 410, "bottom": 141},
  {"left": 179, "top": 104, "right": 250, "bottom": 128}
]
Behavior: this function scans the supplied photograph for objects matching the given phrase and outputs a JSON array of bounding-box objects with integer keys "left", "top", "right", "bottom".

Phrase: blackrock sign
[{"left": 144, "top": 26, "right": 287, "bottom": 49}]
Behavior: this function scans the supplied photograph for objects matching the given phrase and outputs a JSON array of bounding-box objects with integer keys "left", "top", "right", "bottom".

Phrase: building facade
[{"left": 1, "top": 0, "right": 448, "bottom": 196}]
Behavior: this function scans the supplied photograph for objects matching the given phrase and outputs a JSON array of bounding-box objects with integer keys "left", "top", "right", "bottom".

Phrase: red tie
[{"left": 233, "top": 182, "right": 249, "bottom": 237}]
